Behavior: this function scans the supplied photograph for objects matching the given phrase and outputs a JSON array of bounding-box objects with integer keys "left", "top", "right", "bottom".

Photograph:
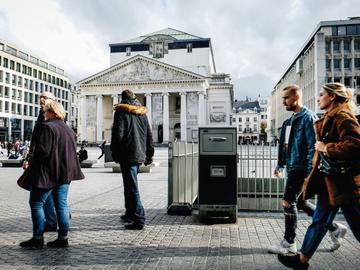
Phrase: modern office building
[
  {"left": 271, "top": 17, "right": 360, "bottom": 139},
  {"left": 77, "top": 28, "right": 233, "bottom": 143},
  {"left": 0, "top": 39, "right": 70, "bottom": 142}
]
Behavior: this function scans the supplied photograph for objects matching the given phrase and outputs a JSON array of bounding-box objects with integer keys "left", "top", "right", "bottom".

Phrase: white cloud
[{"left": 1, "top": 0, "right": 360, "bottom": 98}]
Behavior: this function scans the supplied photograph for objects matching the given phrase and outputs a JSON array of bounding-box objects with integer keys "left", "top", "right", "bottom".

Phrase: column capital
[
  {"left": 96, "top": 94, "right": 103, "bottom": 99},
  {"left": 111, "top": 94, "right": 118, "bottom": 98},
  {"left": 162, "top": 92, "right": 170, "bottom": 97},
  {"left": 197, "top": 90, "right": 206, "bottom": 96},
  {"left": 144, "top": 92, "right": 152, "bottom": 97},
  {"left": 179, "top": 92, "right": 187, "bottom": 96}
]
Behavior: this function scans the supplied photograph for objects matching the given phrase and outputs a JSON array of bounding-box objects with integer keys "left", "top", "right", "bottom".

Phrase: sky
[{"left": 1, "top": 0, "right": 359, "bottom": 100}]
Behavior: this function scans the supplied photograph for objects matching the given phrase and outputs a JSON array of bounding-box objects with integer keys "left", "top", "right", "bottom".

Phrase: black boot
[
  {"left": 47, "top": 238, "right": 69, "bottom": 248},
  {"left": 278, "top": 254, "right": 309, "bottom": 270},
  {"left": 19, "top": 238, "right": 44, "bottom": 248}
]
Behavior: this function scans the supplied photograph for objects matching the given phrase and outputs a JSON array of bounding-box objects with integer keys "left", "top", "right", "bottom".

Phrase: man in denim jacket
[{"left": 268, "top": 85, "right": 347, "bottom": 254}]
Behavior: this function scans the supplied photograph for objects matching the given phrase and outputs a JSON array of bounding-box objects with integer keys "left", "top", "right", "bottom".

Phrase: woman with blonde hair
[
  {"left": 278, "top": 83, "right": 360, "bottom": 269},
  {"left": 19, "top": 101, "right": 84, "bottom": 248}
]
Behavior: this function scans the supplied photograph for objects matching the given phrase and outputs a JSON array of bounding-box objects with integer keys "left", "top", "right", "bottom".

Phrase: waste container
[{"left": 198, "top": 127, "right": 237, "bottom": 223}]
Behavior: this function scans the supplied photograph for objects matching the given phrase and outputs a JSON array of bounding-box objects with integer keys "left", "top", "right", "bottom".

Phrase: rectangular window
[
  {"left": 355, "top": 40, "right": 360, "bottom": 51},
  {"left": 333, "top": 41, "right": 340, "bottom": 51},
  {"left": 187, "top": 43, "right": 193, "bottom": 53},
  {"left": 11, "top": 88, "right": 16, "bottom": 100},
  {"left": 5, "top": 101, "right": 9, "bottom": 113},
  {"left": 17, "top": 76, "right": 22, "bottom": 87},
  {"left": 29, "top": 93, "right": 33, "bottom": 103},
  {"left": 239, "top": 125, "right": 242, "bottom": 132},
  {"left": 5, "top": 72, "right": 10, "bottom": 84},
  {"left": 254, "top": 124, "right": 257, "bottom": 132},
  {"left": 17, "top": 89, "right": 22, "bottom": 101},
  {"left": 3, "top": 58, "right": 8, "bottom": 68},
  {"left": 33, "top": 69, "right": 37, "bottom": 78},
  {"left": 326, "top": 59, "right": 331, "bottom": 70},
  {"left": 16, "top": 62, "right": 21, "bottom": 72},
  {"left": 23, "top": 105, "right": 27, "bottom": 115},
  {"left": 355, "top": 58, "right": 360, "bottom": 69},
  {"left": 347, "top": 25, "right": 357, "bottom": 35},
  {"left": 17, "top": 104, "right": 21, "bottom": 115},
  {"left": 344, "top": 40, "right": 350, "bottom": 51},
  {"left": 334, "top": 59, "right": 340, "bottom": 69},
  {"left": 0, "top": 85, "right": 3, "bottom": 97},
  {"left": 344, "top": 77, "right": 351, "bottom": 87},
  {"left": 29, "top": 106, "right": 33, "bottom": 116},
  {"left": 10, "top": 60, "right": 15, "bottom": 70},
  {"left": 12, "top": 74, "right": 16, "bottom": 85},
  {"left": 4, "top": 87, "right": 9, "bottom": 98},
  {"left": 0, "top": 70, "right": 2, "bottom": 82},
  {"left": 332, "top": 26, "right": 338, "bottom": 36},
  {"left": 24, "top": 92, "right": 28, "bottom": 103},
  {"left": 325, "top": 41, "right": 331, "bottom": 53},
  {"left": 246, "top": 117, "right": 249, "bottom": 122},
  {"left": 11, "top": 103, "right": 16, "bottom": 113},
  {"left": 253, "top": 117, "right": 257, "bottom": 122},
  {"left": 337, "top": 26, "right": 346, "bottom": 36},
  {"left": 344, "top": 58, "right": 351, "bottom": 69},
  {"left": 24, "top": 79, "right": 28, "bottom": 89},
  {"left": 22, "top": 64, "right": 27, "bottom": 74},
  {"left": 126, "top": 47, "right": 131, "bottom": 56}
]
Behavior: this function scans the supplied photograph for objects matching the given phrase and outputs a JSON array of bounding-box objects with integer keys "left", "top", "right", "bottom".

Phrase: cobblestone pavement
[{"left": 0, "top": 148, "right": 359, "bottom": 270}]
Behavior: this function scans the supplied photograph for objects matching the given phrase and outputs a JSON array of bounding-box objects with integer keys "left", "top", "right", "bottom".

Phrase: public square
[{"left": 0, "top": 147, "right": 359, "bottom": 270}]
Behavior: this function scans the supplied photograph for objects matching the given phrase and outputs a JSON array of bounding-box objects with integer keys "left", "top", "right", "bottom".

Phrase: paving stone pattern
[{"left": 0, "top": 148, "right": 359, "bottom": 269}]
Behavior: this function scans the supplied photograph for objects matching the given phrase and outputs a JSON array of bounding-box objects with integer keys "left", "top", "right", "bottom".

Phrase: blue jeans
[
  {"left": 29, "top": 184, "right": 70, "bottom": 239},
  {"left": 120, "top": 163, "right": 145, "bottom": 225},
  {"left": 283, "top": 169, "right": 316, "bottom": 244},
  {"left": 44, "top": 195, "right": 57, "bottom": 227},
  {"left": 301, "top": 196, "right": 360, "bottom": 258}
]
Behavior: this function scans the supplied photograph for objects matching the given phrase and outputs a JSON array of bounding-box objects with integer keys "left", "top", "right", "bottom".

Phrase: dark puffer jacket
[{"left": 110, "top": 99, "right": 154, "bottom": 165}]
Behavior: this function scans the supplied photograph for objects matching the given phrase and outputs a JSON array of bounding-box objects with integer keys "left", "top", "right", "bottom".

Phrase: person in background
[
  {"left": 23, "top": 91, "right": 58, "bottom": 232},
  {"left": 77, "top": 146, "right": 88, "bottom": 163},
  {"left": 111, "top": 89, "right": 154, "bottom": 230},
  {"left": 97, "top": 140, "right": 106, "bottom": 160},
  {"left": 19, "top": 101, "right": 84, "bottom": 248},
  {"left": 278, "top": 83, "right": 360, "bottom": 269}
]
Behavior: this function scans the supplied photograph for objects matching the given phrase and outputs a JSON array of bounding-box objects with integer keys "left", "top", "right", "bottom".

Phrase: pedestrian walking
[
  {"left": 278, "top": 83, "right": 360, "bottom": 269},
  {"left": 268, "top": 84, "right": 346, "bottom": 255},
  {"left": 97, "top": 140, "right": 106, "bottom": 159},
  {"left": 18, "top": 101, "right": 84, "bottom": 248},
  {"left": 23, "top": 91, "right": 58, "bottom": 232},
  {"left": 111, "top": 89, "right": 154, "bottom": 230}
]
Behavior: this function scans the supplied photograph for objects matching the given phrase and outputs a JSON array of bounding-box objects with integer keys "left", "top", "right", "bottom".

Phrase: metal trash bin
[{"left": 198, "top": 127, "right": 237, "bottom": 223}]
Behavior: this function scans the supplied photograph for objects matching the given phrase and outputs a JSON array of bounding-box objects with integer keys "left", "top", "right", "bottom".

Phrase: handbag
[
  {"left": 17, "top": 167, "right": 32, "bottom": 191},
  {"left": 318, "top": 152, "right": 358, "bottom": 176}
]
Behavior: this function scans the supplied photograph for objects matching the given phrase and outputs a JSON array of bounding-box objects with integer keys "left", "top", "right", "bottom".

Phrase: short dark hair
[
  {"left": 121, "top": 89, "right": 135, "bottom": 100},
  {"left": 283, "top": 84, "right": 301, "bottom": 96}
]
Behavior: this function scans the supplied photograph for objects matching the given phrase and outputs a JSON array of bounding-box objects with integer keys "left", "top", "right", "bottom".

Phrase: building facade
[
  {"left": 271, "top": 17, "right": 360, "bottom": 139},
  {"left": 0, "top": 39, "right": 70, "bottom": 142},
  {"left": 77, "top": 28, "right": 233, "bottom": 143}
]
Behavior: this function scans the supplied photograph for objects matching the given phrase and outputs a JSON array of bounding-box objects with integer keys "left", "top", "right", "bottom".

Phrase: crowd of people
[{"left": 0, "top": 140, "right": 30, "bottom": 159}]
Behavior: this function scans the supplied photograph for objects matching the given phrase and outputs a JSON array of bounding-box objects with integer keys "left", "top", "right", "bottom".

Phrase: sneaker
[
  {"left": 120, "top": 214, "right": 133, "bottom": 223},
  {"left": 268, "top": 239, "right": 297, "bottom": 254},
  {"left": 329, "top": 223, "right": 347, "bottom": 251},
  {"left": 47, "top": 238, "right": 69, "bottom": 248},
  {"left": 124, "top": 223, "right": 144, "bottom": 230},
  {"left": 278, "top": 254, "right": 309, "bottom": 270},
  {"left": 20, "top": 238, "right": 44, "bottom": 248}
]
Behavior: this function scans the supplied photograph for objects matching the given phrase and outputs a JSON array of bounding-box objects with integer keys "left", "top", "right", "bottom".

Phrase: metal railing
[
  {"left": 238, "top": 143, "right": 286, "bottom": 211},
  {"left": 167, "top": 142, "right": 288, "bottom": 213},
  {"left": 167, "top": 142, "right": 198, "bottom": 215}
]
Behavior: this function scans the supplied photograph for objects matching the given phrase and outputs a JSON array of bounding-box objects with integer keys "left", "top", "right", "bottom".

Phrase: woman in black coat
[{"left": 19, "top": 101, "right": 84, "bottom": 248}]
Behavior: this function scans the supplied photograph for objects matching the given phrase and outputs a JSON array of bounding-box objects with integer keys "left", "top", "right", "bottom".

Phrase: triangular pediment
[{"left": 78, "top": 55, "right": 205, "bottom": 85}]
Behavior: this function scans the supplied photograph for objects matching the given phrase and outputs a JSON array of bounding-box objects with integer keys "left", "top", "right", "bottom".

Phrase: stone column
[
  {"left": 8, "top": 118, "right": 12, "bottom": 142},
  {"left": 112, "top": 94, "right": 119, "bottom": 106},
  {"left": 180, "top": 92, "right": 187, "bottom": 141},
  {"left": 80, "top": 95, "right": 87, "bottom": 141},
  {"left": 96, "top": 95, "right": 103, "bottom": 142},
  {"left": 162, "top": 92, "right": 169, "bottom": 143},
  {"left": 198, "top": 91, "right": 206, "bottom": 126},
  {"left": 145, "top": 93, "right": 152, "bottom": 127}
]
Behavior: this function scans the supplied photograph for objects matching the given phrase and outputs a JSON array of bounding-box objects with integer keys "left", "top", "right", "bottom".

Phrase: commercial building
[
  {"left": 0, "top": 39, "right": 70, "bottom": 142},
  {"left": 271, "top": 17, "right": 360, "bottom": 139},
  {"left": 77, "top": 28, "right": 233, "bottom": 143}
]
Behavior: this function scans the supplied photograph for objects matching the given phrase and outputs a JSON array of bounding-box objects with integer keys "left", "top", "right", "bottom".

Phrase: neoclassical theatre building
[{"left": 77, "top": 28, "right": 233, "bottom": 143}]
